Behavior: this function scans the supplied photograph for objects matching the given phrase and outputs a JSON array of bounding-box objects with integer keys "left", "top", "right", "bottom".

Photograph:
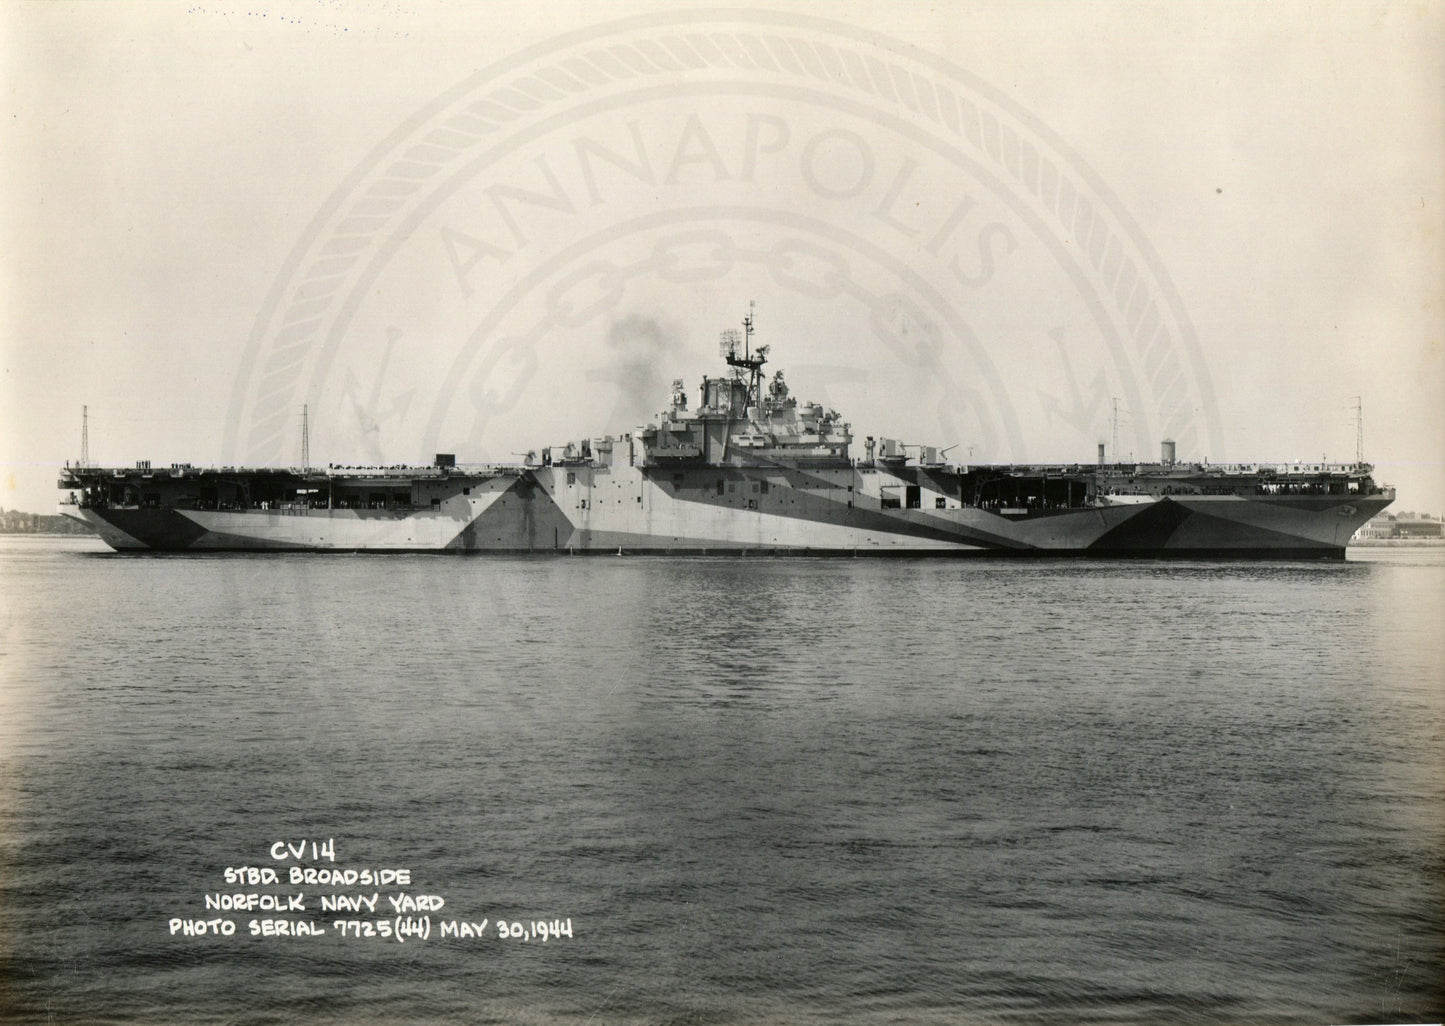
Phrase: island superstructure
[{"left": 58, "top": 312, "right": 1394, "bottom": 556}]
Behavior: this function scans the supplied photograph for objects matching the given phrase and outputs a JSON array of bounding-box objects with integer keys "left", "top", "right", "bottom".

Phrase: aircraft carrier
[{"left": 58, "top": 313, "right": 1393, "bottom": 556}]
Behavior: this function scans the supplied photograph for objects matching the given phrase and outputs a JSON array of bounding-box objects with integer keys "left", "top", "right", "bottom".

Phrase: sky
[{"left": 3, "top": 0, "right": 1442, "bottom": 514}]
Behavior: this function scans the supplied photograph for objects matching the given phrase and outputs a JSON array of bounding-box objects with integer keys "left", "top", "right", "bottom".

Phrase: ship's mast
[
  {"left": 80, "top": 405, "right": 89, "bottom": 468},
  {"left": 744, "top": 299, "right": 753, "bottom": 362},
  {"left": 723, "top": 301, "right": 767, "bottom": 405},
  {"left": 1351, "top": 395, "right": 1363, "bottom": 464},
  {"left": 301, "top": 404, "right": 310, "bottom": 470},
  {"left": 1111, "top": 397, "right": 1119, "bottom": 463},
  {"left": 743, "top": 302, "right": 756, "bottom": 402}
]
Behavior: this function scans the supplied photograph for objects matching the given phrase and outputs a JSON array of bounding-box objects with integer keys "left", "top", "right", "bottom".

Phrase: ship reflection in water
[{"left": 58, "top": 310, "right": 1391, "bottom": 556}]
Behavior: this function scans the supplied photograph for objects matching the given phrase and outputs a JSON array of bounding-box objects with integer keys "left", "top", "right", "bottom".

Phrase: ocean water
[{"left": 0, "top": 536, "right": 1441, "bottom": 1025}]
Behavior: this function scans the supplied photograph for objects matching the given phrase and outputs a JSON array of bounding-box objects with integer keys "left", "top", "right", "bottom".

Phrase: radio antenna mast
[
  {"left": 1351, "top": 396, "right": 1363, "bottom": 464},
  {"left": 301, "top": 404, "right": 310, "bottom": 470}
]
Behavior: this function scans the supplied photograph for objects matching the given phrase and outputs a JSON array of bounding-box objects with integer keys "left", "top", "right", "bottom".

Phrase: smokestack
[
  {"left": 1161, "top": 439, "right": 1176, "bottom": 465},
  {"left": 1097, "top": 443, "right": 1105, "bottom": 466}
]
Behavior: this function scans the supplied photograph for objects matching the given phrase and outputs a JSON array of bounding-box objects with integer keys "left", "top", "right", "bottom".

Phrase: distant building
[
  {"left": 0, "top": 507, "right": 41, "bottom": 533},
  {"left": 1354, "top": 511, "right": 1444, "bottom": 541},
  {"left": 0, "top": 507, "right": 94, "bottom": 535}
]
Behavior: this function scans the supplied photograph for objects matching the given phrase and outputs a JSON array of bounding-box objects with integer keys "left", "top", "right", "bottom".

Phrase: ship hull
[{"left": 59, "top": 464, "right": 1391, "bottom": 557}]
